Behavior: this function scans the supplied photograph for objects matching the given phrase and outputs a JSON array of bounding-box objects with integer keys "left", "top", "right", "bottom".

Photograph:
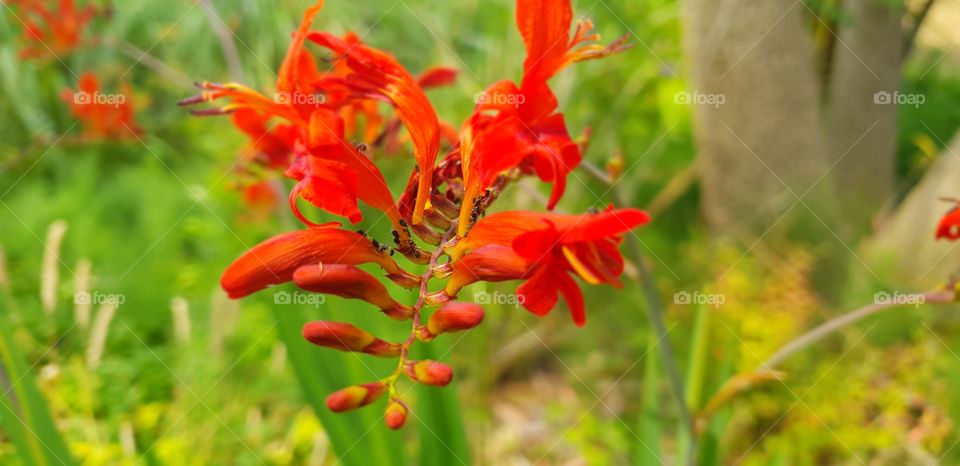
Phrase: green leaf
[
  {"left": 412, "top": 342, "right": 470, "bottom": 466},
  {"left": 0, "top": 312, "right": 76, "bottom": 466},
  {"left": 272, "top": 301, "right": 404, "bottom": 466},
  {"left": 635, "top": 336, "right": 662, "bottom": 466}
]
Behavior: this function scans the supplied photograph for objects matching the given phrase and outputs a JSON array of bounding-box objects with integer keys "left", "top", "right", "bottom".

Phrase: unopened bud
[
  {"left": 403, "top": 360, "right": 453, "bottom": 387},
  {"left": 606, "top": 150, "right": 624, "bottom": 182},
  {"left": 412, "top": 223, "right": 442, "bottom": 245},
  {"left": 426, "top": 302, "right": 484, "bottom": 337},
  {"left": 384, "top": 399, "right": 408, "bottom": 430},
  {"left": 302, "top": 321, "right": 400, "bottom": 357},
  {"left": 429, "top": 194, "right": 460, "bottom": 218},
  {"left": 423, "top": 209, "right": 452, "bottom": 230},
  {"left": 294, "top": 264, "right": 413, "bottom": 319},
  {"left": 325, "top": 382, "right": 387, "bottom": 412}
]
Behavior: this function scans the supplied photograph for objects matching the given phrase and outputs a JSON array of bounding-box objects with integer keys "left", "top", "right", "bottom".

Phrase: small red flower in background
[
  {"left": 189, "top": 0, "right": 637, "bottom": 429},
  {"left": 62, "top": 72, "right": 142, "bottom": 140},
  {"left": 937, "top": 198, "right": 960, "bottom": 241},
  {"left": 9, "top": 0, "right": 96, "bottom": 61}
]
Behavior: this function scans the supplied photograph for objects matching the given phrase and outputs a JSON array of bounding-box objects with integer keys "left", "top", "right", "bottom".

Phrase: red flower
[
  {"left": 220, "top": 227, "right": 418, "bottom": 299},
  {"left": 197, "top": 0, "right": 635, "bottom": 429},
  {"left": 937, "top": 204, "right": 960, "bottom": 241},
  {"left": 454, "top": 0, "right": 630, "bottom": 235},
  {"left": 231, "top": 110, "right": 298, "bottom": 170},
  {"left": 61, "top": 72, "right": 142, "bottom": 140},
  {"left": 308, "top": 31, "right": 442, "bottom": 225},
  {"left": 181, "top": 1, "right": 455, "bottom": 261},
  {"left": 11, "top": 0, "right": 96, "bottom": 60},
  {"left": 447, "top": 208, "right": 650, "bottom": 326}
]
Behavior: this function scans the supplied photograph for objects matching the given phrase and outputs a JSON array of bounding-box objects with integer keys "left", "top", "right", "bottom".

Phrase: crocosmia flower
[
  {"left": 10, "top": 0, "right": 96, "bottom": 60},
  {"left": 936, "top": 203, "right": 960, "bottom": 241},
  {"left": 192, "top": 0, "right": 642, "bottom": 429},
  {"left": 62, "top": 72, "right": 142, "bottom": 140},
  {"left": 445, "top": 208, "right": 649, "bottom": 326}
]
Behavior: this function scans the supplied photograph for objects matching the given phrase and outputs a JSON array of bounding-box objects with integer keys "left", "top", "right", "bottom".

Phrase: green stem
[{"left": 581, "top": 161, "right": 697, "bottom": 464}]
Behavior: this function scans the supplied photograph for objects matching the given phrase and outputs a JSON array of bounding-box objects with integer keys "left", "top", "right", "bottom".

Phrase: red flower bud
[
  {"left": 426, "top": 302, "right": 484, "bottom": 337},
  {"left": 325, "top": 382, "right": 387, "bottom": 412},
  {"left": 403, "top": 360, "right": 453, "bottom": 387},
  {"left": 384, "top": 400, "right": 408, "bottom": 430},
  {"left": 302, "top": 321, "right": 400, "bottom": 357},
  {"left": 294, "top": 264, "right": 414, "bottom": 319}
]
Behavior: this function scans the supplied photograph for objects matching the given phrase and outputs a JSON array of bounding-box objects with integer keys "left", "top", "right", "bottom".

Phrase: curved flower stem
[
  {"left": 759, "top": 289, "right": 955, "bottom": 371},
  {"left": 580, "top": 161, "right": 697, "bottom": 464},
  {"left": 695, "top": 286, "right": 957, "bottom": 433},
  {"left": 386, "top": 220, "right": 459, "bottom": 395}
]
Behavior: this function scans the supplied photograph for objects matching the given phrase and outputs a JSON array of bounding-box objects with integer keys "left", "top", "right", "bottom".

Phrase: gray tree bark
[
  {"left": 825, "top": 0, "right": 904, "bottom": 236},
  {"left": 680, "top": 0, "right": 836, "bottom": 236}
]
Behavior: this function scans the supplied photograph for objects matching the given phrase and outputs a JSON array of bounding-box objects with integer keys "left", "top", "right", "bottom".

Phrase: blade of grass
[
  {"left": 635, "top": 335, "right": 662, "bottom": 466},
  {"left": 697, "top": 330, "right": 734, "bottom": 466},
  {"left": 677, "top": 302, "right": 710, "bottom": 465},
  {"left": 411, "top": 342, "right": 470, "bottom": 466},
  {"left": 0, "top": 312, "right": 76, "bottom": 466},
  {"left": 273, "top": 301, "right": 404, "bottom": 466}
]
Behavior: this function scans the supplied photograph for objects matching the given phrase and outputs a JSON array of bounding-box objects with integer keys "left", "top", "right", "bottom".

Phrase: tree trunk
[
  {"left": 825, "top": 0, "right": 904, "bottom": 236},
  {"left": 680, "top": 0, "right": 836, "bottom": 236}
]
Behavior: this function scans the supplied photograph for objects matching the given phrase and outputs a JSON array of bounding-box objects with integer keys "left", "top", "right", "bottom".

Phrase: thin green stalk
[{"left": 580, "top": 161, "right": 697, "bottom": 464}]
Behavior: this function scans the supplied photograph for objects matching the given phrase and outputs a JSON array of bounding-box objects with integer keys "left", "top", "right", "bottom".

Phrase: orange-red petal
[{"left": 220, "top": 228, "right": 408, "bottom": 298}]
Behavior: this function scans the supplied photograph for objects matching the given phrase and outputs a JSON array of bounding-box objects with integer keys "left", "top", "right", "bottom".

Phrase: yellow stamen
[{"left": 562, "top": 246, "right": 601, "bottom": 285}]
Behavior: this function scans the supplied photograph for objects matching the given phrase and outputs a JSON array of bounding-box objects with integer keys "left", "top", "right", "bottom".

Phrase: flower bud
[
  {"left": 426, "top": 302, "right": 484, "bottom": 337},
  {"left": 294, "top": 264, "right": 413, "bottom": 319},
  {"left": 606, "top": 149, "right": 624, "bottom": 182},
  {"left": 302, "top": 321, "right": 400, "bottom": 357},
  {"left": 429, "top": 194, "right": 460, "bottom": 218},
  {"left": 325, "top": 382, "right": 387, "bottom": 412},
  {"left": 384, "top": 400, "right": 408, "bottom": 430},
  {"left": 412, "top": 223, "right": 442, "bottom": 245},
  {"left": 424, "top": 209, "right": 452, "bottom": 230},
  {"left": 403, "top": 360, "right": 453, "bottom": 387}
]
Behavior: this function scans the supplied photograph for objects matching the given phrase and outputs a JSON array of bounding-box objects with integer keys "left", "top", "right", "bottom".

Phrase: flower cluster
[
  {"left": 186, "top": 0, "right": 646, "bottom": 429},
  {"left": 61, "top": 72, "right": 142, "bottom": 140},
  {"left": 8, "top": 0, "right": 96, "bottom": 61},
  {"left": 10, "top": 1, "right": 141, "bottom": 141}
]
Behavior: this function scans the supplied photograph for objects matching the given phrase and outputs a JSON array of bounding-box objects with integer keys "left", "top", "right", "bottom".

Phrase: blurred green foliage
[{"left": 1, "top": 0, "right": 960, "bottom": 465}]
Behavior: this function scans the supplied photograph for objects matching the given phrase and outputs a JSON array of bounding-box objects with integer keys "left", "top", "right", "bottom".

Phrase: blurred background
[{"left": 1, "top": 0, "right": 960, "bottom": 464}]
